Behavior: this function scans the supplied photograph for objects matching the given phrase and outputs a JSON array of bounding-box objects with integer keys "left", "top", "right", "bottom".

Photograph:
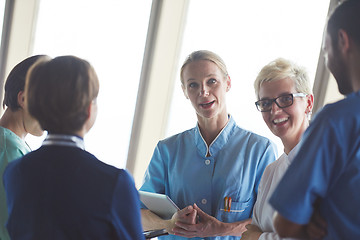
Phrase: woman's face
[
  {"left": 181, "top": 60, "right": 231, "bottom": 120},
  {"left": 258, "top": 78, "right": 312, "bottom": 143}
]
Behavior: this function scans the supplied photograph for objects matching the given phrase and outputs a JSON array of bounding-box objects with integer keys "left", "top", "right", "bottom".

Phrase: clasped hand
[{"left": 169, "top": 203, "right": 223, "bottom": 238}]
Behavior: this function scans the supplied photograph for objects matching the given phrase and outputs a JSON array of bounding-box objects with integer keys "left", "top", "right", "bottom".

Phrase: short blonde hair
[
  {"left": 254, "top": 58, "right": 312, "bottom": 99},
  {"left": 180, "top": 50, "right": 228, "bottom": 85}
]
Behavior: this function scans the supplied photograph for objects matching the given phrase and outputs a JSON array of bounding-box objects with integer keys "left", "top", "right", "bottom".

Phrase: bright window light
[
  {"left": 0, "top": 0, "right": 5, "bottom": 47},
  {"left": 27, "top": 0, "right": 151, "bottom": 168}
]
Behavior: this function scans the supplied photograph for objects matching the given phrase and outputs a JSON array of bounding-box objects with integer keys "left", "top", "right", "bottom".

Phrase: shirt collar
[
  {"left": 195, "top": 115, "right": 236, "bottom": 157},
  {"left": 287, "top": 143, "right": 300, "bottom": 164},
  {"left": 42, "top": 134, "right": 85, "bottom": 150}
]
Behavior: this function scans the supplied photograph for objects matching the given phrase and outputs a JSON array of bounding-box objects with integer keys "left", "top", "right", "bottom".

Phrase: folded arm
[{"left": 273, "top": 212, "right": 308, "bottom": 238}]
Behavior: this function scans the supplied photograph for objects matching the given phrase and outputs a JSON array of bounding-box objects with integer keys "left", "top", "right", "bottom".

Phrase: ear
[
  {"left": 87, "top": 102, "right": 92, "bottom": 120},
  {"left": 226, "top": 75, "right": 232, "bottom": 92},
  {"left": 17, "top": 91, "right": 25, "bottom": 109},
  {"left": 83, "top": 100, "right": 97, "bottom": 134},
  {"left": 305, "top": 94, "right": 314, "bottom": 114},
  {"left": 181, "top": 84, "right": 189, "bottom": 99},
  {"left": 338, "top": 29, "right": 350, "bottom": 55}
]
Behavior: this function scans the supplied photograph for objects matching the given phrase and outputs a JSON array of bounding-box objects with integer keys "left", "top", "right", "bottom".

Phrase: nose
[
  {"left": 270, "top": 101, "right": 282, "bottom": 114},
  {"left": 199, "top": 85, "right": 209, "bottom": 97}
]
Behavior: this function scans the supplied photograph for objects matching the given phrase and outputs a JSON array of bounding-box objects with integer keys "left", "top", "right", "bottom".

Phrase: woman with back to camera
[
  {"left": 3, "top": 55, "right": 144, "bottom": 240},
  {"left": 242, "top": 58, "right": 326, "bottom": 240},
  {"left": 140, "top": 50, "right": 277, "bottom": 239}
]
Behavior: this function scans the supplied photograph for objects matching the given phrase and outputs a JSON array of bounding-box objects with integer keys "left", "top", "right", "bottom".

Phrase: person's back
[
  {"left": 311, "top": 92, "right": 360, "bottom": 238},
  {"left": 5, "top": 144, "right": 142, "bottom": 239},
  {"left": 3, "top": 55, "right": 144, "bottom": 240}
]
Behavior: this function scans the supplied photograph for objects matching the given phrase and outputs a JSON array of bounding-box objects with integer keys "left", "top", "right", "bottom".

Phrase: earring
[{"left": 307, "top": 111, "right": 313, "bottom": 121}]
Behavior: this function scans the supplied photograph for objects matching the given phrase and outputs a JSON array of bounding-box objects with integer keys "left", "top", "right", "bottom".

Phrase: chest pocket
[{"left": 217, "top": 197, "right": 255, "bottom": 223}]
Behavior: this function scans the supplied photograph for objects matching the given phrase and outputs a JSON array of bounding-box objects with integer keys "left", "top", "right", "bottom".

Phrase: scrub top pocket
[{"left": 218, "top": 197, "right": 255, "bottom": 222}]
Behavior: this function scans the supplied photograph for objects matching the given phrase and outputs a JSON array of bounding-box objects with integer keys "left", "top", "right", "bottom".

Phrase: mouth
[
  {"left": 272, "top": 117, "right": 289, "bottom": 125},
  {"left": 199, "top": 100, "right": 215, "bottom": 109}
]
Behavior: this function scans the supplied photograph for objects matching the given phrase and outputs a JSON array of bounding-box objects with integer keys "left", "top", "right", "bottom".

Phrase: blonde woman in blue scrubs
[{"left": 140, "top": 50, "right": 277, "bottom": 239}]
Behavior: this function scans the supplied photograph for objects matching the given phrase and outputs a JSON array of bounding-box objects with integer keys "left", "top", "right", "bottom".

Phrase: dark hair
[
  {"left": 3, "top": 55, "right": 46, "bottom": 110},
  {"left": 327, "top": 0, "right": 360, "bottom": 46},
  {"left": 25, "top": 55, "right": 99, "bottom": 134}
]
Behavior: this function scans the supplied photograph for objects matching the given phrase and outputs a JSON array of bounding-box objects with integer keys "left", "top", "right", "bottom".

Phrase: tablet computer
[
  {"left": 139, "top": 191, "right": 179, "bottom": 219},
  {"left": 143, "top": 229, "right": 168, "bottom": 239}
]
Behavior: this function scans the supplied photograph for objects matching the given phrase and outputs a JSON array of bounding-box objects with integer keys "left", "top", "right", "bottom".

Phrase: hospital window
[{"left": 27, "top": 0, "right": 151, "bottom": 168}]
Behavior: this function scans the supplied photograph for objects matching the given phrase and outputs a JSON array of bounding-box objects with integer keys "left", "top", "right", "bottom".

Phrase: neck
[
  {"left": 350, "top": 67, "right": 360, "bottom": 92},
  {"left": 281, "top": 119, "right": 309, "bottom": 155},
  {"left": 197, "top": 112, "right": 229, "bottom": 146},
  {"left": 348, "top": 46, "right": 360, "bottom": 92},
  {"left": 0, "top": 108, "right": 27, "bottom": 139}
]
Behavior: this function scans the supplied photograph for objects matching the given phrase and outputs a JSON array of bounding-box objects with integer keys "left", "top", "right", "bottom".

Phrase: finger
[
  {"left": 172, "top": 226, "right": 197, "bottom": 237},
  {"left": 245, "top": 224, "right": 251, "bottom": 230},
  {"left": 307, "top": 222, "right": 326, "bottom": 239},
  {"left": 193, "top": 203, "right": 207, "bottom": 218},
  {"left": 186, "top": 209, "right": 197, "bottom": 224},
  {"left": 180, "top": 205, "right": 194, "bottom": 214},
  {"left": 175, "top": 221, "right": 196, "bottom": 231},
  {"left": 313, "top": 212, "right": 327, "bottom": 229},
  {"left": 178, "top": 205, "right": 194, "bottom": 217}
]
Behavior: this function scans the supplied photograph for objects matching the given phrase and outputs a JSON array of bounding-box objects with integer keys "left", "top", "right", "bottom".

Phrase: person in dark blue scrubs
[{"left": 3, "top": 55, "right": 144, "bottom": 240}]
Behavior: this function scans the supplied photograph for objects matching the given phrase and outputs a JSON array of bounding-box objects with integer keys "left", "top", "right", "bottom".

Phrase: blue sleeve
[
  {"left": 269, "top": 111, "right": 340, "bottom": 224},
  {"left": 111, "top": 169, "right": 145, "bottom": 240},
  {"left": 139, "top": 142, "right": 167, "bottom": 208}
]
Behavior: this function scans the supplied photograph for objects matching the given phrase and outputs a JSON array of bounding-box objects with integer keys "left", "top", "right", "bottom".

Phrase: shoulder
[
  {"left": 308, "top": 95, "right": 360, "bottom": 139},
  {"left": 229, "top": 118, "right": 273, "bottom": 145},
  {"left": 0, "top": 127, "right": 28, "bottom": 153},
  {"left": 314, "top": 94, "right": 358, "bottom": 122},
  {"left": 161, "top": 127, "right": 194, "bottom": 142},
  {"left": 233, "top": 125, "right": 276, "bottom": 152},
  {"left": 262, "top": 153, "right": 287, "bottom": 176},
  {"left": 239, "top": 127, "right": 272, "bottom": 144},
  {"left": 116, "top": 168, "right": 134, "bottom": 183},
  {"left": 157, "top": 127, "right": 195, "bottom": 149}
]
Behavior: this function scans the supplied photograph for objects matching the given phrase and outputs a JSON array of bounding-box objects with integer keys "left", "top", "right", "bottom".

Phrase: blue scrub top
[
  {"left": 270, "top": 91, "right": 360, "bottom": 239},
  {"left": 140, "top": 116, "right": 277, "bottom": 240}
]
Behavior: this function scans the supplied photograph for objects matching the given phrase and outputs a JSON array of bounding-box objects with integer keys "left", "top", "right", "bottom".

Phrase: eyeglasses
[{"left": 255, "top": 93, "right": 307, "bottom": 112}]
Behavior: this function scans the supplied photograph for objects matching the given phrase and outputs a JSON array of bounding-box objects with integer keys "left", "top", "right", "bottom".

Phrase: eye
[
  {"left": 188, "top": 82, "right": 198, "bottom": 88},
  {"left": 259, "top": 99, "right": 272, "bottom": 108},
  {"left": 279, "top": 95, "right": 293, "bottom": 104},
  {"left": 208, "top": 78, "right": 217, "bottom": 84}
]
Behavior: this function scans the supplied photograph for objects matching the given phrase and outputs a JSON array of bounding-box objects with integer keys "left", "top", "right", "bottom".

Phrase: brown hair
[
  {"left": 3, "top": 55, "right": 46, "bottom": 110},
  {"left": 25, "top": 55, "right": 99, "bottom": 134}
]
